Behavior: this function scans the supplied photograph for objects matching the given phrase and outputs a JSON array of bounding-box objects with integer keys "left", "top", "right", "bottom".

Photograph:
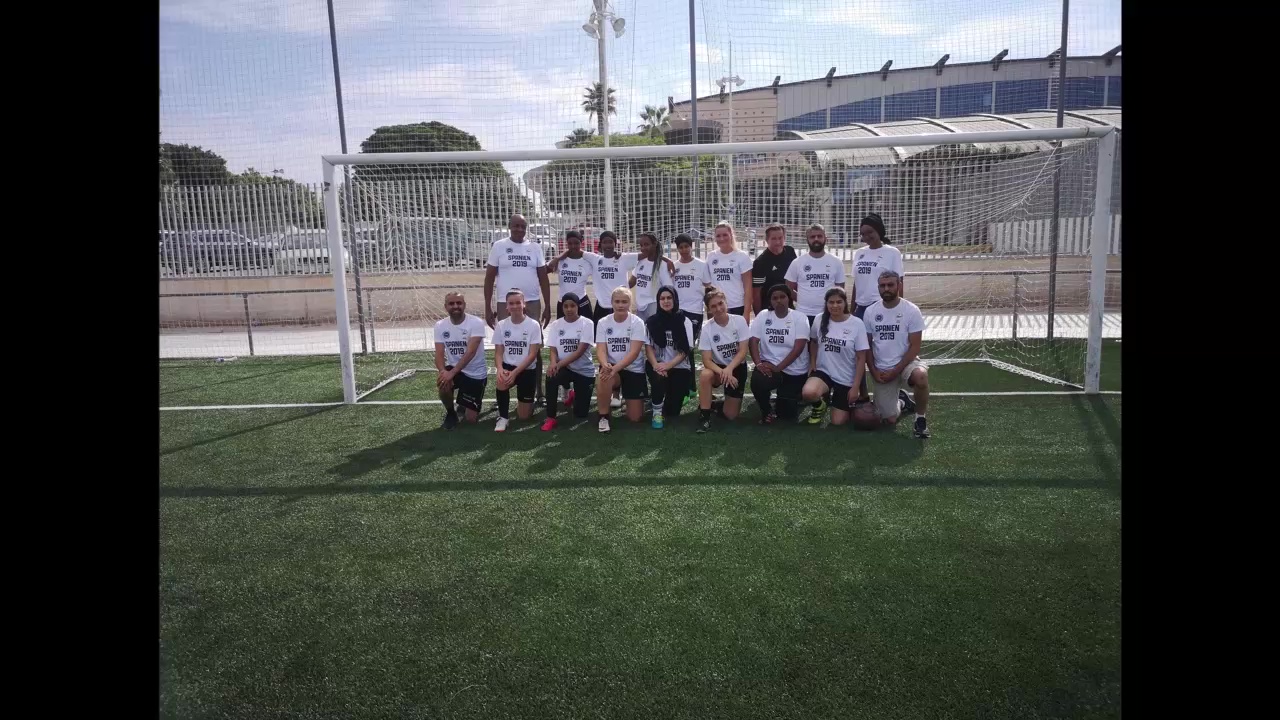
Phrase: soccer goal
[{"left": 319, "top": 126, "right": 1118, "bottom": 404}]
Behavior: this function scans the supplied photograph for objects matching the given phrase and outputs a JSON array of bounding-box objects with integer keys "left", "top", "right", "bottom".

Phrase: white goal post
[{"left": 321, "top": 126, "right": 1118, "bottom": 404}]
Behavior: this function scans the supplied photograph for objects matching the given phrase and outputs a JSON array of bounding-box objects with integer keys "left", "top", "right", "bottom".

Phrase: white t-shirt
[
  {"left": 649, "top": 316, "right": 695, "bottom": 367},
  {"left": 851, "top": 244, "right": 905, "bottom": 308},
  {"left": 785, "top": 253, "right": 847, "bottom": 317},
  {"left": 810, "top": 315, "right": 870, "bottom": 387},
  {"left": 749, "top": 310, "right": 811, "bottom": 376},
  {"left": 863, "top": 299, "right": 925, "bottom": 371},
  {"left": 671, "top": 257, "right": 707, "bottom": 312},
  {"left": 592, "top": 252, "right": 638, "bottom": 299},
  {"left": 487, "top": 238, "right": 547, "bottom": 302},
  {"left": 698, "top": 314, "right": 751, "bottom": 367},
  {"left": 546, "top": 316, "right": 596, "bottom": 377},
  {"left": 631, "top": 256, "right": 674, "bottom": 309},
  {"left": 555, "top": 252, "right": 597, "bottom": 301},
  {"left": 596, "top": 312, "right": 648, "bottom": 373},
  {"left": 432, "top": 313, "right": 489, "bottom": 380},
  {"left": 494, "top": 316, "right": 542, "bottom": 368},
  {"left": 700, "top": 249, "right": 753, "bottom": 308}
]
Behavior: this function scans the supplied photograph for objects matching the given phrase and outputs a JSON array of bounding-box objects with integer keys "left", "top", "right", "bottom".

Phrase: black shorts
[
  {"left": 854, "top": 304, "right": 870, "bottom": 319},
  {"left": 618, "top": 369, "right": 648, "bottom": 400},
  {"left": 729, "top": 306, "right": 746, "bottom": 316},
  {"left": 547, "top": 367, "right": 594, "bottom": 417},
  {"left": 708, "top": 362, "right": 749, "bottom": 399},
  {"left": 592, "top": 301, "right": 613, "bottom": 326},
  {"left": 557, "top": 297, "right": 593, "bottom": 319},
  {"left": 811, "top": 370, "right": 853, "bottom": 411},
  {"left": 751, "top": 368, "right": 808, "bottom": 401},
  {"left": 682, "top": 310, "right": 704, "bottom": 344},
  {"left": 500, "top": 362, "right": 538, "bottom": 403},
  {"left": 806, "top": 314, "right": 819, "bottom": 328},
  {"left": 445, "top": 366, "right": 487, "bottom": 412}
]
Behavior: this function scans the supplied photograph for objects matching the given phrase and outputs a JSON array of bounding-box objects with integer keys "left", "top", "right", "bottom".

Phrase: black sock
[
  {"left": 497, "top": 389, "right": 511, "bottom": 419},
  {"left": 444, "top": 393, "right": 458, "bottom": 418},
  {"left": 700, "top": 408, "right": 711, "bottom": 420},
  {"left": 546, "top": 379, "right": 559, "bottom": 419}
]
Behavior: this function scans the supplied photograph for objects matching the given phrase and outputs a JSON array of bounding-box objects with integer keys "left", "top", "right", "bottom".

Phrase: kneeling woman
[
  {"left": 644, "top": 285, "right": 695, "bottom": 429},
  {"left": 595, "top": 287, "right": 649, "bottom": 432},
  {"left": 695, "top": 287, "right": 751, "bottom": 433},
  {"left": 801, "top": 287, "right": 870, "bottom": 426},
  {"left": 749, "top": 283, "right": 812, "bottom": 424},
  {"left": 493, "top": 289, "right": 543, "bottom": 432},
  {"left": 541, "top": 293, "right": 596, "bottom": 431}
]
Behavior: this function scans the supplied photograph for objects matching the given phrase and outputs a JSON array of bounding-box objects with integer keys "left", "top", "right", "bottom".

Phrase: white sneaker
[
  {"left": 598, "top": 417, "right": 611, "bottom": 433},
  {"left": 610, "top": 396, "right": 623, "bottom": 409},
  {"left": 495, "top": 417, "right": 509, "bottom": 432}
]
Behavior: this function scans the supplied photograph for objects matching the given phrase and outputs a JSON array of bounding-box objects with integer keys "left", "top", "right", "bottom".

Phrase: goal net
[{"left": 325, "top": 127, "right": 1118, "bottom": 403}]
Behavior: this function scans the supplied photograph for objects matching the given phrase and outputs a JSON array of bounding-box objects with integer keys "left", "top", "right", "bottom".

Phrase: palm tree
[
  {"left": 563, "top": 128, "right": 596, "bottom": 148},
  {"left": 582, "top": 82, "right": 617, "bottom": 136},
  {"left": 637, "top": 105, "right": 671, "bottom": 139}
]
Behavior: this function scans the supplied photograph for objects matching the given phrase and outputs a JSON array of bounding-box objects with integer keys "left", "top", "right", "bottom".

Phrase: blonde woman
[
  {"left": 695, "top": 286, "right": 750, "bottom": 433},
  {"left": 698, "top": 221, "right": 754, "bottom": 319},
  {"left": 595, "top": 287, "right": 649, "bottom": 433}
]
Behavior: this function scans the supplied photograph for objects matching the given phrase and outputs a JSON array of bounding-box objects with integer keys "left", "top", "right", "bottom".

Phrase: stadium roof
[
  {"left": 671, "top": 52, "right": 1122, "bottom": 107},
  {"left": 779, "top": 107, "right": 1121, "bottom": 167}
]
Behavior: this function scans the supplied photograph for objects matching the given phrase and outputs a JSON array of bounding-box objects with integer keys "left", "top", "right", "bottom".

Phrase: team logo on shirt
[
  {"left": 606, "top": 327, "right": 613, "bottom": 335},
  {"left": 504, "top": 330, "right": 511, "bottom": 337},
  {"left": 804, "top": 264, "right": 811, "bottom": 272},
  {"left": 713, "top": 334, "right": 720, "bottom": 343},
  {"left": 875, "top": 314, "right": 883, "bottom": 322},
  {"left": 764, "top": 318, "right": 772, "bottom": 326},
  {"left": 712, "top": 258, "right": 719, "bottom": 265},
  {"left": 505, "top": 247, "right": 513, "bottom": 253},
  {"left": 442, "top": 331, "right": 450, "bottom": 338},
  {"left": 558, "top": 328, "right": 565, "bottom": 336}
]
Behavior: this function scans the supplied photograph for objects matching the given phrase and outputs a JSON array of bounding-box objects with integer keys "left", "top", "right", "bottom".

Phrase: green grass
[
  {"left": 160, "top": 369, "right": 1121, "bottom": 718},
  {"left": 160, "top": 340, "right": 1121, "bottom": 407}
]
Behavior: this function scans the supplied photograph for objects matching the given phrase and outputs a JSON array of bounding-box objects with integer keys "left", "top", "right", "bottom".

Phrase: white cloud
[
  {"left": 160, "top": 0, "right": 400, "bottom": 35},
  {"left": 781, "top": 0, "right": 926, "bottom": 37}
]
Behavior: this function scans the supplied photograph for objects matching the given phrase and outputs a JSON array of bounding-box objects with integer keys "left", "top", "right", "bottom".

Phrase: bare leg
[{"left": 910, "top": 368, "right": 929, "bottom": 416}]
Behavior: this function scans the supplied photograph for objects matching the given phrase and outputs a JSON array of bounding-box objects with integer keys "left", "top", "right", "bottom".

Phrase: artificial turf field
[{"left": 159, "top": 341, "right": 1121, "bottom": 719}]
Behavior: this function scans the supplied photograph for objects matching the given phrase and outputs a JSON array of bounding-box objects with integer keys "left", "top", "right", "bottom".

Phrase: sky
[{"left": 159, "top": 0, "right": 1121, "bottom": 185}]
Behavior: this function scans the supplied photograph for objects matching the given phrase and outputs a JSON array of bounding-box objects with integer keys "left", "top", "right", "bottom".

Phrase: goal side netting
[{"left": 319, "top": 127, "right": 1119, "bottom": 403}]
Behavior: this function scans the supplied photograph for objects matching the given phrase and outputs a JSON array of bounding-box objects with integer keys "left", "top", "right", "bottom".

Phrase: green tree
[
  {"left": 160, "top": 143, "right": 234, "bottom": 185},
  {"left": 563, "top": 127, "right": 596, "bottom": 148},
  {"left": 581, "top": 83, "right": 617, "bottom": 137},
  {"left": 353, "top": 121, "right": 527, "bottom": 223},
  {"left": 636, "top": 104, "right": 671, "bottom": 139}
]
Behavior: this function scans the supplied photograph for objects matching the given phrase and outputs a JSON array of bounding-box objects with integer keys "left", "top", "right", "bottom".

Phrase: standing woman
[
  {"left": 594, "top": 287, "right": 650, "bottom": 433},
  {"left": 590, "top": 230, "right": 636, "bottom": 327},
  {"left": 695, "top": 287, "right": 751, "bottom": 433},
  {"left": 698, "top": 221, "right": 755, "bottom": 319},
  {"left": 644, "top": 285, "right": 695, "bottom": 429},
  {"left": 801, "top": 287, "right": 870, "bottom": 426},
  {"left": 628, "top": 231, "right": 676, "bottom": 320},
  {"left": 850, "top": 213, "right": 905, "bottom": 401}
]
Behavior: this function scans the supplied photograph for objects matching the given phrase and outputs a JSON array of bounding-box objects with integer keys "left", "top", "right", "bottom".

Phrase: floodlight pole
[
  {"left": 688, "top": 0, "right": 700, "bottom": 255},
  {"left": 717, "top": 43, "right": 743, "bottom": 225},
  {"left": 326, "top": 0, "right": 367, "bottom": 355},
  {"left": 586, "top": 2, "right": 623, "bottom": 231},
  {"left": 1047, "top": 0, "right": 1069, "bottom": 341}
]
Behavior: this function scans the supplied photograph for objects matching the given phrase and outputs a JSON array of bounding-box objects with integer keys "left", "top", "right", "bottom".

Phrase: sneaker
[
  {"left": 540, "top": 418, "right": 558, "bottom": 432},
  {"left": 899, "top": 389, "right": 916, "bottom": 415},
  {"left": 913, "top": 416, "right": 930, "bottom": 439},
  {"left": 610, "top": 395, "right": 623, "bottom": 409},
  {"left": 813, "top": 397, "right": 827, "bottom": 415},
  {"left": 565, "top": 389, "right": 576, "bottom": 406},
  {"left": 495, "top": 417, "right": 509, "bottom": 432},
  {"left": 697, "top": 415, "right": 712, "bottom": 433},
  {"left": 758, "top": 411, "right": 777, "bottom": 426},
  {"left": 534, "top": 397, "right": 546, "bottom": 409},
  {"left": 442, "top": 413, "right": 459, "bottom": 430},
  {"left": 651, "top": 412, "right": 664, "bottom": 429},
  {"left": 598, "top": 416, "right": 611, "bottom": 433},
  {"left": 806, "top": 406, "right": 824, "bottom": 425}
]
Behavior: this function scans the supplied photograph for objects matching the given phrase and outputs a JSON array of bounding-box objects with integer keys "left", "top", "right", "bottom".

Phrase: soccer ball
[{"left": 851, "top": 402, "right": 880, "bottom": 431}]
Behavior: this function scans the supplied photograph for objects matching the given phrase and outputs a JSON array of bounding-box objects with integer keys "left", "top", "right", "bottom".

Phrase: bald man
[
  {"left": 484, "top": 213, "right": 552, "bottom": 405},
  {"left": 433, "top": 292, "right": 489, "bottom": 429}
]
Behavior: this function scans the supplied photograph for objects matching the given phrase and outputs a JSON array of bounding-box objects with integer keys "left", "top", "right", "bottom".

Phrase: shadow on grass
[
  {"left": 159, "top": 361, "right": 333, "bottom": 398},
  {"left": 159, "top": 406, "right": 339, "bottom": 457},
  {"left": 158, "top": 470, "right": 1112, "bottom": 499},
  {"left": 1069, "top": 395, "right": 1121, "bottom": 487}
]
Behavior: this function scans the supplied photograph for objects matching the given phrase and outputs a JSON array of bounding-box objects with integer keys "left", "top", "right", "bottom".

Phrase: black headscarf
[
  {"left": 646, "top": 285, "right": 694, "bottom": 369},
  {"left": 860, "top": 213, "right": 889, "bottom": 244}
]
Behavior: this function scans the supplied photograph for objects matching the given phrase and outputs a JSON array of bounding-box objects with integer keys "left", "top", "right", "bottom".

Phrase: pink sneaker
[
  {"left": 540, "top": 418, "right": 558, "bottom": 432},
  {"left": 565, "top": 389, "right": 576, "bottom": 406}
]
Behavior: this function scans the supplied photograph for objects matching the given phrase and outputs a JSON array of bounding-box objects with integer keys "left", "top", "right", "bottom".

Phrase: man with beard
[
  {"left": 863, "top": 270, "right": 929, "bottom": 439},
  {"left": 433, "top": 292, "right": 489, "bottom": 430},
  {"left": 785, "top": 223, "right": 846, "bottom": 416},
  {"left": 751, "top": 222, "right": 797, "bottom": 313},
  {"left": 484, "top": 213, "right": 553, "bottom": 406}
]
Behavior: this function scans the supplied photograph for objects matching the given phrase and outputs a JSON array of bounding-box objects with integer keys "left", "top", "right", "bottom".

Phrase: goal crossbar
[
  {"left": 322, "top": 126, "right": 1113, "bottom": 166},
  {"left": 320, "top": 127, "right": 1118, "bottom": 404}
]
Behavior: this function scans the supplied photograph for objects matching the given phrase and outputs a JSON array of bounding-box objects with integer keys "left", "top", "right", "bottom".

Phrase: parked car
[
  {"left": 271, "top": 229, "right": 351, "bottom": 275},
  {"left": 377, "top": 216, "right": 490, "bottom": 270},
  {"left": 159, "top": 229, "right": 271, "bottom": 273}
]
